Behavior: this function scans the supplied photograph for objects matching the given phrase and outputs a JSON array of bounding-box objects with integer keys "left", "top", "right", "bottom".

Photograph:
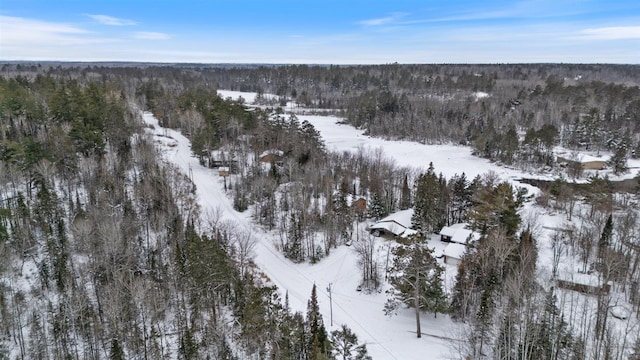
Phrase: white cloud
[
  {"left": 133, "top": 31, "right": 171, "bottom": 40},
  {"left": 358, "top": 12, "right": 407, "bottom": 26},
  {"left": 0, "top": 15, "right": 98, "bottom": 45},
  {"left": 86, "top": 14, "right": 137, "bottom": 26},
  {"left": 0, "top": 15, "right": 123, "bottom": 60},
  {"left": 1, "top": 15, "right": 86, "bottom": 38},
  {"left": 578, "top": 26, "right": 640, "bottom": 40}
]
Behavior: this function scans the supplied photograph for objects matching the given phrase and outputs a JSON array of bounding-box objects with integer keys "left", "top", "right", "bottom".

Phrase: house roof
[
  {"left": 259, "top": 149, "right": 284, "bottom": 158},
  {"left": 556, "top": 149, "right": 609, "bottom": 164},
  {"left": 378, "top": 209, "right": 414, "bottom": 229},
  {"left": 439, "top": 223, "right": 467, "bottom": 237},
  {"left": 443, "top": 243, "right": 467, "bottom": 260},
  {"left": 369, "top": 221, "right": 407, "bottom": 236},
  {"left": 556, "top": 269, "right": 604, "bottom": 287},
  {"left": 369, "top": 209, "right": 414, "bottom": 237},
  {"left": 439, "top": 223, "right": 481, "bottom": 244}
]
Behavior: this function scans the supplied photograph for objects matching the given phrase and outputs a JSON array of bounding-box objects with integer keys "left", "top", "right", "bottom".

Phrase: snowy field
[
  {"left": 140, "top": 90, "right": 640, "bottom": 359},
  {"left": 218, "top": 90, "right": 517, "bottom": 179},
  {"left": 218, "top": 89, "right": 640, "bottom": 183}
]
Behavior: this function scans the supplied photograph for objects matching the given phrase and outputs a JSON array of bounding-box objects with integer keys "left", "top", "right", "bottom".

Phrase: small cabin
[
  {"left": 557, "top": 155, "right": 607, "bottom": 170},
  {"left": 555, "top": 270, "right": 611, "bottom": 296},
  {"left": 259, "top": 149, "right": 285, "bottom": 164},
  {"left": 556, "top": 279, "right": 610, "bottom": 296},
  {"left": 443, "top": 243, "right": 467, "bottom": 266},
  {"left": 439, "top": 223, "right": 480, "bottom": 244},
  {"left": 352, "top": 198, "right": 367, "bottom": 213}
]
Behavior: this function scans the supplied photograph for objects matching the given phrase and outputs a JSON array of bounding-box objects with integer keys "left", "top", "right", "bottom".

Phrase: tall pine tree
[
  {"left": 412, "top": 162, "right": 447, "bottom": 234},
  {"left": 385, "top": 232, "right": 447, "bottom": 337},
  {"left": 307, "top": 284, "right": 330, "bottom": 359},
  {"left": 400, "top": 174, "right": 412, "bottom": 210}
]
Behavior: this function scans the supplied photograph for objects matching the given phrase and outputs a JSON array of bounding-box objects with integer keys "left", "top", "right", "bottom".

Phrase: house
[
  {"left": 351, "top": 197, "right": 367, "bottom": 213},
  {"left": 439, "top": 223, "right": 480, "bottom": 244},
  {"left": 368, "top": 209, "right": 414, "bottom": 238},
  {"left": 557, "top": 154, "right": 607, "bottom": 170},
  {"left": 259, "top": 149, "right": 284, "bottom": 164},
  {"left": 556, "top": 271, "right": 611, "bottom": 296},
  {"left": 443, "top": 243, "right": 467, "bottom": 266}
]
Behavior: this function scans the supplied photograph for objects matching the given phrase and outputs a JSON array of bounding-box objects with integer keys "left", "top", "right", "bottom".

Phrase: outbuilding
[
  {"left": 439, "top": 223, "right": 480, "bottom": 244},
  {"left": 443, "top": 243, "right": 467, "bottom": 266}
]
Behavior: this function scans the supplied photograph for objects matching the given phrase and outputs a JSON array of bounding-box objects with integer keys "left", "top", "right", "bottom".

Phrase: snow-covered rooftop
[
  {"left": 443, "top": 243, "right": 468, "bottom": 260},
  {"left": 369, "top": 209, "right": 415, "bottom": 236},
  {"left": 439, "top": 223, "right": 468, "bottom": 237},
  {"left": 259, "top": 149, "right": 284, "bottom": 158},
  {"left": 555, "top": 148, "right": 609, "bottom": 163},
  {"left": 439, "top": 223, "right": 480, "bottom": 244},
  {"left": 378, "top": 209, "right": 414, "bottom": 228}
]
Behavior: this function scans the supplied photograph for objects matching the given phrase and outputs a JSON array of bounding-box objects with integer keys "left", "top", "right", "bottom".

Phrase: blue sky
[{"left": 1, "top": 0, "right": 639, "bottom": 64}]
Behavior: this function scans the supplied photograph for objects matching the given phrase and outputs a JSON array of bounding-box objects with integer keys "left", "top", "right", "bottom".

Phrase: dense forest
[{"left": 1, "top": 62, "right": 640, "bottom": 359}]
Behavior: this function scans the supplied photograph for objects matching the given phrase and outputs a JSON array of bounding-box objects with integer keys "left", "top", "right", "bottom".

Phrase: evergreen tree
[
  {"left": 330, "top": 324, "right": 372, "bottom": 360},
  {"left": 531, "top": 288, "right": 579, "bottom": 360},
  {"left": 412, "top": 162, "right": 446, "bottom": 234},
  {"left": 300, "top": 119, "right": 326, "bottom": 156},
  {"left": 400, "top": 174, "right": 411, "bottom": 210},
  {"left": 448, "top": 173, "right": 472, "bottom": 224},
  {"left": 179, "top": 328, "right": 198, "bottom": 359},
  {"left": 473, "top": 271, "right": 497, "bottom": 357},
  {"left": 437, "top": 172, "right": 449, "bottom": 227},
  {"left": 307, "top": 284, "right": 330, "bottom": 359},
  {"left": 109, "top": 338, "right": 125, "bottom": 360},
  {"left": 450, "top": 257, "right": 472, "bottom": 322},
  {"left": 608, "top": 138, "right": 629, "bottom": 175},
  {"left": 368, "top": 192, "right": 387, "bottom": 221},
  {"left": 499, "top": 125, "right": 519, "bottom": 164},
  {"left": 598, "top": 214, "right": 613, "bottom": 259},
  {"left": 277, "top": 311, "right": 307, "bottom": 360},
  {"left": 334, "top": 180, "right": 354, "bottom": 243},
  {"left": 470, "top": 179, "right": 524, "bottom": 237},
  {"left": 385, "top": 232, "right": 447, "bottom": 337},
  {"left": 285, "top": 212, "right": 304, "bottom": 262}
]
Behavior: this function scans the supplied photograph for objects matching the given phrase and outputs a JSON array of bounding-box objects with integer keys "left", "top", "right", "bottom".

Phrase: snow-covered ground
[
  {"left": 141, "top": 90, "right": 640, "bottom": 359},
  {"left": 219, "top": 91, "right": 538, "bottom": 179},
  {"left": 144, "top": 112, "right": 456, "bottom": 360},
  {"left": 218, "top": 89, "right": 640, "bottom": 183}
]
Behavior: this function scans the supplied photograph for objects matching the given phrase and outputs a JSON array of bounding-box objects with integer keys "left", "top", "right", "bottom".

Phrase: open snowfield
[
  {"left": 217, "top": 90, "right": 520, "bottom": 179},
  {"left": 218, "top": 89, "right": 640, "bottom": 183},
  {"left": 140, "top": 90, "right": 640, "bottom": 359}
]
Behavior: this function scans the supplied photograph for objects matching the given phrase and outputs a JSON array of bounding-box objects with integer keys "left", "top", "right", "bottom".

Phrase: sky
[{"left": 1, "top": 0, "right": 639, "bottom": 64}]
